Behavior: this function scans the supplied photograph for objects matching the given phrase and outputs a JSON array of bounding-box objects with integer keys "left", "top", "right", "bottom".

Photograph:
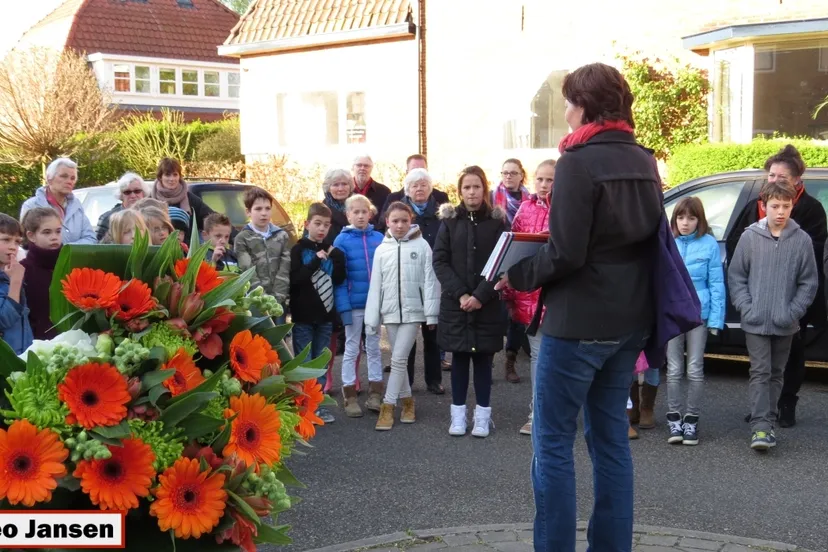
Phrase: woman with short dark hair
[
  {"left": 150, "top": 158, "right": 214, "bottom": 237},
  {"left": 497, "top": 63, "right": 663, "bottom": 551}
]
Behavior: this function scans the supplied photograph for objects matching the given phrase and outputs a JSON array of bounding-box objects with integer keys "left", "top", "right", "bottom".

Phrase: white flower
[
  {"left": 18, "top": 330, "right": 98, "bottom": 362},
  {"left": 8, "top": 371, "right": 24, "bottom": 383}
]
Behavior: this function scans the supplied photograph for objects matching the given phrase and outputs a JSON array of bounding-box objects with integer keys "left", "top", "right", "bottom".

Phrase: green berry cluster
[
  {"left": 64, "top": 431, "right": 112, "bottom": 463},
  {"left": 45, "top": 344, "right": 89, "bottom": 375},
  {"left": 244, "top": 287, "right": 284, "bottom": 318},
  {"left": 113, "top": 339, "right": 151, "bottom": 375},
  {"left": 243, "top": 465, "right": 290, "bottom": 510}
]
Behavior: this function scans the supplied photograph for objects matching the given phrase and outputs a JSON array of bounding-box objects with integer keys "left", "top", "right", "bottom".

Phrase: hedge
[{"left": 667, "top": 138, "right": 828, "bottom": 187}]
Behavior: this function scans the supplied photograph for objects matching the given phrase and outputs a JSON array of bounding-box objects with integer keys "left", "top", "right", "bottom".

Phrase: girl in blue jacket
[
  {"left": 333, "top": 195, "right": 385, "bottom": 418},
  {"left": 666, "top": 196, "right": 725, "bottom": 446}
]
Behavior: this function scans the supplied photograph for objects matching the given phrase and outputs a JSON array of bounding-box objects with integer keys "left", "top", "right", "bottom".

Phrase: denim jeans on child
[
  {"left": 666, "top": 324, "right": 708, "bottom": 415},
  {"left": 292, "top": 323, "right": 333, "bottom": 389},
  {"left": 384, "top": 323, "right": 420, "bottom": 404},
  {"left": 745, "top": 333, "right": 793, "bottom": 432},
  {"left": 532, "top": 329, "right": 648, "bottom": 552},
  {"left": 341, "top": 309, "right": 383, "bottom": 387},
  {"left": 527, "top": 332, "right": 542, "bottom": 417}
]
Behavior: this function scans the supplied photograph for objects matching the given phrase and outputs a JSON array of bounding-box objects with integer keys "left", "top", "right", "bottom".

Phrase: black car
[{"left": 664, "top": 168, "right": 828, "bottom": 362}]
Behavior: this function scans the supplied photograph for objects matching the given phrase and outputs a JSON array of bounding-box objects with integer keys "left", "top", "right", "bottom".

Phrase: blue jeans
[
  {"left": 532, "top": 330, "right": 648, "bottom": 552},
  {"left": 292, "top": 323, "right": 333, "bottom": 388}
]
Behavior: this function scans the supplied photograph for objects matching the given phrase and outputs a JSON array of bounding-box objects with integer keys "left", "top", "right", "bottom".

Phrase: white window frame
[
  {"left": 181, "top": 68, "right": 200, "bottom": 97},
  {"left": 112, "top": 63, "right": 132, "bottom": 93},
  {"left": 227, "top": 72, "right": 240, "bottom": 98},
  {"left": 134, "top": 65, "right": 151, "bottom": 94},
  {"left": 159, "top": 67, "right": 178, "bottom": 96},
  {"left": 204, "top": 70, "right": 221, "bottom": 97}
]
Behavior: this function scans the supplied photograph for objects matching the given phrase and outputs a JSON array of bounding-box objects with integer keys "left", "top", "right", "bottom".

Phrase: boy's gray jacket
[
  {"left": 234, "top": 224, "right": 291, "bottom": 303},
  {"left": 728, "top": 218, "right": 818, "bottom": 336}
]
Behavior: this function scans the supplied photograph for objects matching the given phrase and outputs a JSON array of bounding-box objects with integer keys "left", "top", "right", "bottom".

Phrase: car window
[
  {"left": 664, "top": 180, "right": 746, "bottom": 241},
  {"left": 198, "top": 189, "right": 292, "bottom": 230},
  {"left": 81, "top": 189, "right": 119, "bottom": 229},
  {"left": 803, "top": 179, "right": 828, "bottom": 220}
]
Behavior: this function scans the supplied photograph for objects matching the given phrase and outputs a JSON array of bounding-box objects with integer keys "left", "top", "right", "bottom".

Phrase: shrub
[
  {"left": 667, "top": 138, "right": 828, "bottom": 186},
  {"left": 195, "top": 118, "right": 242, "bottom": 163},
  {"left": 0, "top": 164, "right": 40, "bottom": 217}
]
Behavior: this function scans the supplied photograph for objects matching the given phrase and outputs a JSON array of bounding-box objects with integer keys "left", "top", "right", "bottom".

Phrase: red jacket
[{"left": 503, "top": 194, "right": 549, "bottom": 325}]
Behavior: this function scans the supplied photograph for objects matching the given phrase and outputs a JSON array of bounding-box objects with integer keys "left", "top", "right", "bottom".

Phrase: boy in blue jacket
[
  {"left": 333, "top": 195, "right": 384, "bottom": 417},
  {"left": 0, "top": 214, "right": 33, "bottom": 354}
]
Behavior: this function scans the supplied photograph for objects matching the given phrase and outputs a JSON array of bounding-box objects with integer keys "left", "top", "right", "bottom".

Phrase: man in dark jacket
[
  {"left": 352, "top": 155, "right": 391, "bottom": 223},
  {"left": 726, "top": 146, "right": 827, "bottom": 428}
]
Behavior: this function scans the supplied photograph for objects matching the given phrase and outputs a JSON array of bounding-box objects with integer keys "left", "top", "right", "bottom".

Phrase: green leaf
[
  {"left": 144, "top": 234, "right": 183, "bottom": 282},
  {"left": 283, "top": 367, "right": 327, "bottom": 382},
  {"left": 141, "top": 368, "right": 175, "bottom": 392},
  {"left": 91, "top": 420, "right": 131, "bottom": 440},
  {"left": 274, "top": 464, "right": 306, "bottom": 488},
  {"left": 279, "top": 343, "right": 310, "bottom": 372},
  {"left": 201, "top": 267, "right": 255, "bottom": 310},
  {"left": 210, "top": 412, "right": 236, "bottom": 453},
  {"left": 148, "top": 385, "right": 169, "bottom": 406},
  {"left": 254, "top": 524, "right": 292, "bottom": 545},
  {"left": 179, "top": 241, "right": 213, "bottom": 295},
  {"left": 90, "top": 433, "right": 122, "bottom": 447},
  {"left": 178, "top": 413, "right": 225, "bottom": 440},
  {"left": 227, "top": 490, "right": 261, "bottom": 524},
  {"left": 258, "top": 323, "right": 293, "bottom": 349},
  {"left": 159, "top": 392, "right": 218, "bottom": 430},
  {"left": 188, "top": 217, "right": 201, "bottom": 259},
  {"left": 167, "top": 365, "right": 227, "bottom": 406},
  {"left": 126, "top": 229, "right": 150, "bottom": 282},
  {"left": 249, "top": 375, "right": 286, "bottom": 397},
  {"left": 320, "top": 394, "right": 337, "bottom": 407},
  {"left": 0, "top": 339, "right": 25, "bottom": 378},
  {"left": 148, "top": 346, "right": 168, "bottom": 364}
]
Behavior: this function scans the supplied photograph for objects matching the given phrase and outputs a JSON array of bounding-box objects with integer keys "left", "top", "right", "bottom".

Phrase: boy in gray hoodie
[{"left": 728, "top": 181, "right": 818, "bottom": 451}]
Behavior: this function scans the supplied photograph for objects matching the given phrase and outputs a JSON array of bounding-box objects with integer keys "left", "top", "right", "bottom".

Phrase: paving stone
[
  {"left": 478, "top": 532, "right": 517, "bottom": 543},
  {"left": 639, "top": 535, "right": 680, "bottom": 547},
  {"left": 720, "top": 545, "right": 755, "bottom": 552},
  {"left": 515, "top": 531, "right": 533, "bottom": 542},
  {"left": 635, "top": 546, "right": 679, "bottom": 552},
  {"left": 441, "top": 534, "right": 481, "bottom": 547},
  {"left": 367, "top": 548, "right": 400, "bottom": 552},
  {"left": 408, "top": 542, "right": 449, "bottom": 551},
  {"left": 446, "top": 546, "right": 495, "bottom": 552},
  {"left": 491, "top": 542, "right": 533, "bottom": 552},
  {"left": 677, "top": 538, "right": 724, "bottom": 550}
]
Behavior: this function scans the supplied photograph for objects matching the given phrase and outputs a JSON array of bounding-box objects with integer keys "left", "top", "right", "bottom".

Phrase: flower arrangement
[{"left": 0, "top": 229, "right": 333, "bottom": 551}]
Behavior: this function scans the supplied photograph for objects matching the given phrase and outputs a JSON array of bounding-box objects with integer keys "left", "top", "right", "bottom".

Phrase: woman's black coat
[{"left": 433, "top": 202, "right": 507, "bottom": 354}]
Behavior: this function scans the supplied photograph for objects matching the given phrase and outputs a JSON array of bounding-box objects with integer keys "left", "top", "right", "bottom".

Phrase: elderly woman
[
  {"left": 96, "top": 172, "right": 149, "bottom": 242},
  {"left": 322, "top": 168, "right": 354, "bottom": 246},
  {"left": 20, "top": 157, "right": 96, "bottom": 245},
  {"left": 150, "top": 157, "right": 213, "bottom": 238},
  {"left": 497, "top": 63, "right": 662, "bottom": 550}
]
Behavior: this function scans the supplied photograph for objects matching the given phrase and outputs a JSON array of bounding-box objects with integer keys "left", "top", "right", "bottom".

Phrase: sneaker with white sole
[
  {"left": 751, "top": 431, "right": 772, "bottom": 450},
  {"left": 682, "top": 414, "right": 699, "bottom": 446},
  {"left": 316, "top": 408, "right": 335, "bottom": 424},
  {"left": 667, "top": 412, "right": 683, "bottom": 444},
  {"left": 471, "top": 405, "right": 493, "bottom": 438},
  {"left": 449, "top": 404, "right": 467, "bottom": 436},
  {"left": 520, "top": 419, "right": 532, "bottom": 435}
]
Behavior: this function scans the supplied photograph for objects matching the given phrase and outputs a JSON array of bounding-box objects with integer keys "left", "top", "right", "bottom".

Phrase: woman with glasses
[{"left": 96, "top": 172, "right": 150, "bottom": 242}]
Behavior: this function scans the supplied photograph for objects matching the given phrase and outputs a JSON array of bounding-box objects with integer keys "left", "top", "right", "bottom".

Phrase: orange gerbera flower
[
  {"left": 295, "top": 379, "right": 324, "bottom": 440},
  {"left": 162, "top": 348, "right": 205, "bottom": 396},
  {"left": 229, "top": 330, "right": 279, "bottom": 384},
  {"left": 0, "top": 420, "right": 68, "bottom": 507},
  {"left": 58, "top": 363, "right": 131, "bottom": 429},
  {"left": 223, "top": 393, "right": 281, "bottom": 468},
  {"left": 111, "top": 279, "right": 156, "bottom": 321},
  {"left": 73, "top": 437, "right": 155, "bottom": 511},
  {"left": 150, "top": 457, "right": 227, "bottom": 539},
  {"left": 62, "top": 268, "right": 123, "bottom": 311},
  {"left": 174, "top": 259, "right": 223, "bottom": 294}
]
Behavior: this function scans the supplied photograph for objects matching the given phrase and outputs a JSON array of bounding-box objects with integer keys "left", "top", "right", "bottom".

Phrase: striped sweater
[{"left": 728, "top": 218, "right": 818, "bottom": 336}]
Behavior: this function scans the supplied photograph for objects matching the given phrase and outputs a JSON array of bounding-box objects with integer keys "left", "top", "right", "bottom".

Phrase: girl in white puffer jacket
[{"left": 365, "top": 202, "right": 440, "bottom": 431}]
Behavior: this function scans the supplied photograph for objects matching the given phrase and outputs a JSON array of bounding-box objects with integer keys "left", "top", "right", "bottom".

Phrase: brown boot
[
  {"left": 365, "top": 381, "right": 383, "bottom": 413},
  {"left": 400, "top": 397, "right": 416, "bottom": 423},
  {"left": 342, "top": 385, "right": 363, "bottom": 418},
  {"left": 627, "top": 381, "right": 640, "bottom": 425},
  {"left": 638, "top": 383, "right": 658, "bottom": 429},
  {"left": 375, "top": 403, "right": 394, "bottom": 431},
  {"left": 628, "top": 423, "right": 639, "bottom": 440},
  {"left": 505, "top": 351, "right": 520, "bottom": 383}
]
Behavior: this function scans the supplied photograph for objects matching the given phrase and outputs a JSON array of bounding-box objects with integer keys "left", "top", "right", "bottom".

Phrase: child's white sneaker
[
  {"left": 471, "top": 405, "right": 493, "bottom": 438},
  {"left": 449, "top": 404, "right": 467, "bottom": 436}
]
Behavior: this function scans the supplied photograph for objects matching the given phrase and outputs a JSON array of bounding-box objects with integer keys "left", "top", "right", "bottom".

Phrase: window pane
[
  {"left": 205, "top": 84, "right": 220, "bottom": 97},
  {"left": 754, "top": 45, "right": 828, "bottom": 139},
  {"left": 135, "top": 79, "right": 150, "bottom": 93},
  {"left": 277, "top": 92, "right": 338, "bottom": 147},
  {"left": 804, "top": 179, "right": 828, "bottom": 220},
  {"left": 204, "top": 71, "right": 219, "bottom": 84},
  {"left": 160, "top": 68, "right": 176, "bottom": 95},
  {"left": 346, "top": 92, "right": 366, "bottom": 144},
  {"left": 529, "top": 71, "right": 568, "bottom": 149},
  {"left": 134, "top": 65, "right": 150, "bottom": 94},
  {"left": 664, "top": 181, "right": 746, "bottom": 240},
  {"left": 114, "top": 64, "right": 130, "bottom": 92},
  {"left": 182, "top": 70, "right": 197, "bottom": 83},
  {"left": 135, "top": 66, "right": 150, "bottom": 80},
  {"left": 228, "top": 73, "right": 240, "bottom": 85}
]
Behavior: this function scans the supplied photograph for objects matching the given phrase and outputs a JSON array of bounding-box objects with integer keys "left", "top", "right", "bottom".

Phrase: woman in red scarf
[{"left": 497, "top": 63, "right": 662, "bottom": 552}]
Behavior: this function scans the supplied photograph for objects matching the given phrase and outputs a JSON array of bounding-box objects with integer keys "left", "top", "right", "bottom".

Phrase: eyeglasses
[
  {"left": 123, "top": 189, "right": 144, "bottom": 196},
  {"left": 354, "top": 163, "right": 372, "bottom": 169},
  {"left": 501, "top": 171, "right": 520, "bottom": 177}
]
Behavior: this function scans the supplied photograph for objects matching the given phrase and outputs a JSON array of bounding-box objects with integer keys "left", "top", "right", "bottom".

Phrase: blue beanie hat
[{"left": 168, "top": 207, "right": 190, "bottom": 232}]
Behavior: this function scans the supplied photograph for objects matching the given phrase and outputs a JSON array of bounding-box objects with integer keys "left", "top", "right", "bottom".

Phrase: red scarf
[
  {"left": 353, "top": 178, "right": 373, "bottom": 196},
  {"left": 45, "top": 188, "right": 66, "bottom": 219},
  {"left": 758, "top": 183, "right": 805, "bottom": 218},
  {"left": 558, "top": 120, "right": 634, "bottom": 153}
]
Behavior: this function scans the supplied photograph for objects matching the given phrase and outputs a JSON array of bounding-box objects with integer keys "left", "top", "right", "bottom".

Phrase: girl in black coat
[
  {"left": 433, "top": 165, "right": 507, "bottom": 438},
  {"left": 20, "top": 207, "right": 63, "bottom": 340}
]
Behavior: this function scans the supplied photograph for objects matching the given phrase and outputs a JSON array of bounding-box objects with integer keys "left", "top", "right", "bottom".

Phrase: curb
[{"left": 300, "top": 523, "right": 814, "bottom": 552}]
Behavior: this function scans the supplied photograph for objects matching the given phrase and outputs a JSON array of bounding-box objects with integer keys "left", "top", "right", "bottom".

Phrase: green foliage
[
  {"left": 195, "top": 118, "right": 242, "bottom": 163},
  {"left": 667, "top": 137, "right": 828, "bottom": 186},
  {"left": 116, "top": 109, "right": 194, "bottom": 176},
  {"left": 0, "top": 163, "right": 40, "bottom": 216},
  {"left": 220, "top": 0, "right": 251, "bottom": 14},
  {"left": 619, "top": 54, "right": 709, "bottom": 160}
]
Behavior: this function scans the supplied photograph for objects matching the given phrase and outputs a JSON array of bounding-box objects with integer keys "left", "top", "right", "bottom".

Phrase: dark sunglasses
[{"left": 122, "top": 189, "right": 144, "bottom": 196}]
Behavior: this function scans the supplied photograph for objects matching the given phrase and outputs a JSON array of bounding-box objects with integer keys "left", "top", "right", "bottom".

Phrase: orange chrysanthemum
[
  {"left": 295, "top": 379, "right": 325, "bottom": 440},
  {"left": 162, "top": 348, "right": 205, "bottom": 396},
  {"left": 229, "top": 330, "right": 279, "bottom": 384},
  {"left": 58, "top": 363, "right": 131, "bottom": 429},
  {"left": 62, "top": 268, "right": 123, "bottom": 311},
  {"left": 111, "top": 279, "right": 156, "bottom": 321},
  {"left": 150, "top": 457, "right": 227, "bottom": 539},
  {"left": 223, "top": 393, "right": 281, "bottom": 468},
  {"left": 73, "top": 437, "right": 155, "bottom": 511},
  {"left": 174, "top": 259, "right": 223, "bottom": 294},
  {"left": 0, "top": 420, "right": 68, "bottom": 507}
]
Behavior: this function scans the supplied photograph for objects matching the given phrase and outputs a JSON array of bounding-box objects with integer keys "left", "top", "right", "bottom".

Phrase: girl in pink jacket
[{"left": 502, "top": 159, "right": 555, "bottom": 435}]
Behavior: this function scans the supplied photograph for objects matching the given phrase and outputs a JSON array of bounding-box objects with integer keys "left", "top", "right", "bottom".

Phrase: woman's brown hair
[
  {"left": 156, "top": 157, "right": 184, "bottom": 180},
  {"left": 502, "top": 158, "right": 526, "bottom": 185},
  {"left": 457, "top": 165, "right": 491, "bottom": 208},
  {"left": 670, "top": 196, "right": 710, "bottom": 237},
  {"left": 764, "top": 144, "right": 806, "bottom": 178},
  {"left": 562, "top": 63, "right": 635, "bottom": 127}
]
